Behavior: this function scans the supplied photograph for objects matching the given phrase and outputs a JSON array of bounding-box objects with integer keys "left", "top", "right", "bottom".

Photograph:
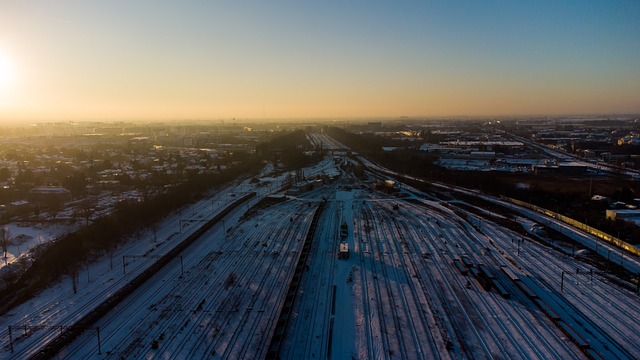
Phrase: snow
[
  {"left": 1, "top": 222, "right": 75, "bottom": 270},
  {"left": 328, "top": 190, "right": 357, "bottom": 359},
  {"left": 61, "top": 198, "right": 315, "bottom": 359},
  {"left": 0, "top": 167, "right": 299, "bottom": 358},
  {"left": 1, "top": 189, "right": 148, "bottom": 273},
  {"left": 1, "top": 136, "right": 639, "bottom": 359}
]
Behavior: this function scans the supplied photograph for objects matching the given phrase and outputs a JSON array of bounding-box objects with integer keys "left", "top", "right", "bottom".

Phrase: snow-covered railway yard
[
  {"left": 2, "top": 152, "right": 639, "bottom": 359},
  {"left": 60, "top": 198, "right": 317, "bottom": 359},
  {"left": 283, "top": 187, "right": 639, "bottom": 359},
  {"left": 0, "top": 186, "right": 261, "bottom": 358}
]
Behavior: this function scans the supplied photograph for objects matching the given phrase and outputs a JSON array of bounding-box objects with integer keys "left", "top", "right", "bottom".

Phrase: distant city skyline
[{"left": 0, "top": 1, "right": 639, "bottom": 122}]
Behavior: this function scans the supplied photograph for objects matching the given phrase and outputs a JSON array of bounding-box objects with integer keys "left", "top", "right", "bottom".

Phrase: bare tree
[
  {"left": 152, "top": 222, "right": 159, "bottom": 243},
  {"left": 47, "top": 197, "right": 63, "bottom": 220},
  {"left": 79, "top": 197, "right": 97, "bottom": 226},
  {"left": 0, "top": 226, "right": 10, "bottom": 260},
  {"left": 108, "top": 246, "right": 115, "bottom": 270},
  {"left": 70, "top": 265, "right": 79, "bottom": 294}
]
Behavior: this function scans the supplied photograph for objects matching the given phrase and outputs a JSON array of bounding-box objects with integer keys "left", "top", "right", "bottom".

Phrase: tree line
[
  {"left": 0, "top": 128, "right": 317, "bottom": 315},
  {"left": 0, "top": 156, "right": 261, "bottom": 315}
]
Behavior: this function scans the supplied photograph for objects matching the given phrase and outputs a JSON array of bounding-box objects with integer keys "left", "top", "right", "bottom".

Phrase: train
[
  {"left": 265, "top": 199, "right": 326, "bottom": 359},
  {"left": 339, "top": 222, "right": 348, "bottom": 239},
  {"left": 338, "top": 243, "right": 350, "bottom": 259}
]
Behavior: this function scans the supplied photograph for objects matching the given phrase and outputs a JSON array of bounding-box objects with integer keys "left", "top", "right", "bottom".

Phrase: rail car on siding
[
  {"left": 500, "top": 266, "right": 520, "bottom": 282},
  {"left": 338, "top": 243, "right": 349, "bottom": 259},
  {"left": 340, "top": 223, "right": 348, "bottom": 239},
  {"left": 461, "top": 256, "right": 473, "bottom": 268},
  {"left": 468, "top": 264, "right": 510, "bottom": 298},
  {"left": 515, "top": 279, "right": 538, "bottom": 300},
  {"left": 453, "top": 258, "right": 468, "bottom": 275}
]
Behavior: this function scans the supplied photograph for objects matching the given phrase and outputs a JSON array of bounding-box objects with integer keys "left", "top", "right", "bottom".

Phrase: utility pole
[
  {"left": 8, "top": 325, "right": 13, "bottom": 353},
  {"left": 97, "top": 326, "right": 102, "bottom": 355}
]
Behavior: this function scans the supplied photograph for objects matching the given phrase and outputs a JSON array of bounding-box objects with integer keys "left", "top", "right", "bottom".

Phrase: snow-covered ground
[
  {"left": 1, "top": 186, "right": 253, "bottom": 358},
  {"left": 1, "top": 145, "right": 639, "bottom": 359},
  {"left": 0, "top": 165, "right": 298, "bottom": 358},
  {"left": 0, "top": 189, "right": 144, "bottom": 274},
  {"left": 62, "top": 194, "right": 318, "bottom": 359},
  {"left": 282, "top": 185, "right": 625, "bottom": 359},
  {"left": 1, "top": 221, "right": 74, "bottom": 269}
]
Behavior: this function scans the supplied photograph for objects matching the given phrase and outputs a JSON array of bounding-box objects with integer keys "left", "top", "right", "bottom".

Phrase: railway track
[
  {"left": 62, "top": 198, "right": 315, "bottom": 358},
  {"left": 461, "top": 204, "right": 639, "bottom": 358},
  {"left": 360, "top": 205, "right": 394, "bottom": 358},
  {"left": 437, "top": 207, "right": 589, "bottom": 358},
  {"left": 402, "top": 200, "right": 583, "bottom": 359},
  {"left": 5, "top": 222, "right": 208, "bottom": 358},
  {"left": 442, "top": 200, "right": 637, "bottom": 358},
  {"left": 18, "top": 192, "right": 256, "bottom": 359},
  {"left": 1, "top": 219, "right": 194, "bottom": 357},
  {"left": 280, "top": 196, "right": 337, "bottom": 359},
  {"left": 7, "top": 151, "right": 640, "bottom": 359},
  {"left": 353, "top": 197, "right": 382, "bottom": 359},
  {"left": 386, "top": 209, "right": 443, "bottom": 359}
]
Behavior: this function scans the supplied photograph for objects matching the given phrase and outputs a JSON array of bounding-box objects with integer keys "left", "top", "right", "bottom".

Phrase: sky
[{"left": 0, "top": 1, "right": 638, "bottom": 122}]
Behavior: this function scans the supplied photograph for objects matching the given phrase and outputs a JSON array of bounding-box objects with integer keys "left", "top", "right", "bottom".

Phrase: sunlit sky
[{"left": 0, "top": 1, "right": 639, "bottom": 121}]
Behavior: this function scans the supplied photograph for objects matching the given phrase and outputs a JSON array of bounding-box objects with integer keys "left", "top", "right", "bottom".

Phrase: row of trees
[
  {"left": 0, "top": 153, "right": 262, "bottom": 314},
  {"left": 0, "top": 128, "right": 315, "bottom": 314},
  {"left": 256, "top": 130, "right": 322, "bottom": 169}
]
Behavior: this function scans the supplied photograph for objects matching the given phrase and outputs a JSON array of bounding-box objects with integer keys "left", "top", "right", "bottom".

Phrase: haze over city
[{"left": 0, "top": 1, "right": 639, "bottom": 122}]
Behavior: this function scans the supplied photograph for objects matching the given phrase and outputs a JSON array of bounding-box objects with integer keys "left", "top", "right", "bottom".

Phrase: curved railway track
[
  {"left": 450, "top": 201, "right": 639, "bottom": 357},
  {"left": 436, "top": 199, "right": 636, "bottom": 359},
  {"left": 399, "top": 200, "right": 583, "bottom": 359}
]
